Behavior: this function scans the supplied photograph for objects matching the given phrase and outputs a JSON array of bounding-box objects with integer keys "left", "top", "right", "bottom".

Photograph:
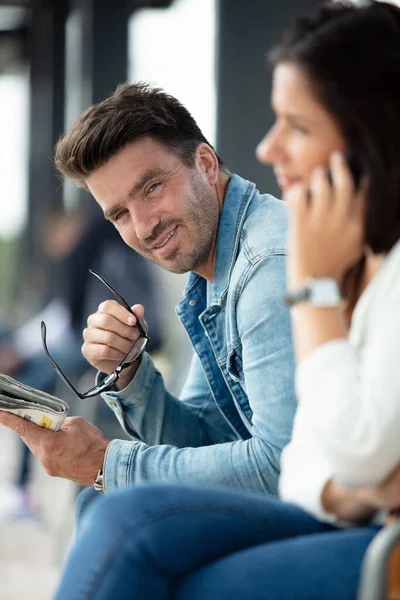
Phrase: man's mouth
[{"left": 151, "top": 226, "right": 177, "bottom": 251}]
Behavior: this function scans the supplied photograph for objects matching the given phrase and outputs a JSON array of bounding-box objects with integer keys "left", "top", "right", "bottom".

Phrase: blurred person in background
[
  {"left": 0, "top": 210, "right": 163, "bottom": 518},
  {"left": 0, "top": 82, "right": 296, "bottom": 500},
  {"left": 49, "top": 2, "right": 400, "bottom": 599}
]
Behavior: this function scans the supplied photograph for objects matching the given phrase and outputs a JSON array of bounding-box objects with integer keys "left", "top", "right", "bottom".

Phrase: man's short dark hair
[{"left": 55, "top": 82, "right": 227, "bottom": 189}]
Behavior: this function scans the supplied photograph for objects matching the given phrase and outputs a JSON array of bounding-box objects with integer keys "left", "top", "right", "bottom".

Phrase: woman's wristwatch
[{"left": 284, "top": 277, "right": 342, "bottom": 307}]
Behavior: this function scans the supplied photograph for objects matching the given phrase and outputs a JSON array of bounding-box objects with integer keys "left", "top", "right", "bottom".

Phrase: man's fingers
[
  {"left": 130, "top": 304, "right": 148, "bottom": 333},
  {"left": 0, "top": 410, "right": 50, "bottom": 443},
  {"left": 86, "top": 312, "right": 138, "bottom": 342},
  {"left": 83, "top": 329, "right": 138, "bottom": 356},
  {"left": 82, "top": 342, "right": 128, "bottom": 365},
  {"left": 97, "top": 299, "right": 137, "bottom": 326}
]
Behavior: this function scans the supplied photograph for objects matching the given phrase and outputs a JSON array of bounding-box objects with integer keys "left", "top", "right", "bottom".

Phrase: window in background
[
  {"left": 0, "top": 70, "right": 29, "bottom": 239},
  {"left": 0, "top": 69, "right": 29, "bottom": 317},
  {"left": 129, "top": 0, "right": 217, "bottom": 146}
]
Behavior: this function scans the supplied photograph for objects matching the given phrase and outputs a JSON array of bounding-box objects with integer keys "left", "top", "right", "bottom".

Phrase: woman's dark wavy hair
[{"left": 269, "top": 0, "right": 400, "bottom": 300}]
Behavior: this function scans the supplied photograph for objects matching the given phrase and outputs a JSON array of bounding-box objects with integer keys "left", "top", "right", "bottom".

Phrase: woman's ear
[{"left": 196, "top": 142, "right": 219, "bottom": 184}]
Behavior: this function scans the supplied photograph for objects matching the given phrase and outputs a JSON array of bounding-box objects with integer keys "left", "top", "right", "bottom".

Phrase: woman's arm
[
  {"left": 290, "top": 304, "right": 347, "bottom": 363},
  {"left": 322, "top": 459, "right": 400, "bottom": 523}
]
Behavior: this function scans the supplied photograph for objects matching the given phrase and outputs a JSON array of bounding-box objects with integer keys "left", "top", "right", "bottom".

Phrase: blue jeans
[{"left": 54, "top": 484, "right": 380, "bottom": 600}]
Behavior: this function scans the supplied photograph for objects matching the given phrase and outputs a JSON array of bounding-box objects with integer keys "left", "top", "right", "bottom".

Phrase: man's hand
[
  {"left": 0, "top": 411, "right": 110, "bottom": 487},
  {"left": 82, "top": 301, "right": 147, "bottom": 390}
]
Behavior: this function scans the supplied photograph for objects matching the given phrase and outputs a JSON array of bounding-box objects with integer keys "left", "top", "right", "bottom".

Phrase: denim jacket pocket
[{"left": 227, "top": 347, "right": 244, "bottom": 385}]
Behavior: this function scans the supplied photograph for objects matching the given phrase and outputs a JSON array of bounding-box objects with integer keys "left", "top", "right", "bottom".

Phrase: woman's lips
[{"left": 276, "top": 174, "right": 301, "bottom": 190}]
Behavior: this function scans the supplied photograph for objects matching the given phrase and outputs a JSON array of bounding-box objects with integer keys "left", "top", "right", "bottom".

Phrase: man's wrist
[
  {"left": 93, "top": 468, "right": 104, "bottom": 494},
  {"left": 93, "top": 440, "right": 113, "bottom": 494},
  {"left": 115, "top": 355, "right": 143, "bottom": 391}
]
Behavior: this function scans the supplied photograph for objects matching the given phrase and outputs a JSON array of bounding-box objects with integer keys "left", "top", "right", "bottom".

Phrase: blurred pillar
[
  {"left": 64, "top": 0, "right": 174, "bottom": 210},
  {"left": 216, "top": 0, "right": 321, "bottom": 195},
  {"left": 24, "top": 0, "right": 68, "bottom": 284},
  {"left": 66, "top": 0, "right": 129, "bottom": 111},
  {"left": 63, "top": 0, "right": 132, "bottom": 209}
]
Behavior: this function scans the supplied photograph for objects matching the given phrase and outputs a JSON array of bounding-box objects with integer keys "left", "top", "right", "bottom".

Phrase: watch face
[{"left": 311, "top": 278, "right": 341, "bottom": 306}]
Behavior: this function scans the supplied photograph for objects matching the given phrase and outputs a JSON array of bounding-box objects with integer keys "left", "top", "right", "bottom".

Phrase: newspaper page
[{"left": 0, "top": 373, "right": 69, "bottom": 431}]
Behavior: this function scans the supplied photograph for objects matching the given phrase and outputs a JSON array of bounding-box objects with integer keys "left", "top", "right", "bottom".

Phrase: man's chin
[{"left": 154, "top": 252, "right": 201, "bottom": 275}]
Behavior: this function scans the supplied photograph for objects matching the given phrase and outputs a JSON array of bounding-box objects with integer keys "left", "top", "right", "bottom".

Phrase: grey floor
[{"left": 0, "top": 426, "right": 76, "bottom": 600}]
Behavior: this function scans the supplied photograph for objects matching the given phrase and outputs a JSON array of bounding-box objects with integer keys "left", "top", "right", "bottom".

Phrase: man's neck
[{"left": 195, "top": 170, "right": 231, "bottom": 283}]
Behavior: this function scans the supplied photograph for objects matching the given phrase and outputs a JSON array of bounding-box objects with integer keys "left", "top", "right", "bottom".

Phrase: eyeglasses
[{"left": 41, "top": 269, "right": 150, "bottom": 399}]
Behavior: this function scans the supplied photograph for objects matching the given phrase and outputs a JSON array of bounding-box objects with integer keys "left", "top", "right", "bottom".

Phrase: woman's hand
[
  {"left": 285, "top": 151, "right": 367, "bottom": 291},
  {"left": 322, "top": 463, "right": 400, "bottom": 524},
  {"left": 321, "top": 479, "right": 377, "bottom": 524},
  {"left": 362, "top": 463, "right": 400, "bottom": 513}
]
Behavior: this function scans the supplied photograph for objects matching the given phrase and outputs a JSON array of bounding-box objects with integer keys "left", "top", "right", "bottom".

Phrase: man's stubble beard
[{"left": 142, "top": 173, "right": 220, "bottom": 275}]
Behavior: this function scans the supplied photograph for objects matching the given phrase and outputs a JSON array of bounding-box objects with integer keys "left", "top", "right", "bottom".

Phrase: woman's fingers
[
  {"left": 330, "top": 152, "right": 356, "bottom": 219},
  {"left": 309, "top": 166, "right": 332, "bottom": 222}
]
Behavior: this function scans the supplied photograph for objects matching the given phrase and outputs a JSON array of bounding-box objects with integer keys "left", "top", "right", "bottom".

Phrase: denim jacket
[{"left": 101, "top": 174, "right": 296, "bottom": 495}]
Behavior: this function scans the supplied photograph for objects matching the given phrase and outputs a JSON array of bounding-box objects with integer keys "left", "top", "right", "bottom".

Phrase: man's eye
[
  {"left": 147, "top": 182, "right": 161, "bottom": 195},
  {"left": 114, "top": 210, "right": 128, "bottom": 222}
]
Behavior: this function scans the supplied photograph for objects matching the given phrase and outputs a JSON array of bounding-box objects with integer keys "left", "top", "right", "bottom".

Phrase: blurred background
[{"left": 0, "top": 0, "right": 397, "bottom": 598}]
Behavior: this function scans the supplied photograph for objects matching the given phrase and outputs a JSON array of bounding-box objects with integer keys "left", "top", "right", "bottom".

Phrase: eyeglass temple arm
[
  {"left": 40, "top": 321, "right": 85, "bottom": 399},
  {"left": 89, "top": 269, "right": 149, "bottom": 339}
]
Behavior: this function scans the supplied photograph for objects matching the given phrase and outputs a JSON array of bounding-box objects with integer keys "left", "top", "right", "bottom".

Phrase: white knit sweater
[{"left": 279, "top": 239, "right": 400, "bottom": 523}]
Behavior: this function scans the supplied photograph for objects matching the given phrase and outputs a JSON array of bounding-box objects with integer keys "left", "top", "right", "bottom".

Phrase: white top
[{"left": 279, "top": 239, "right": 400, "bottom": 523}]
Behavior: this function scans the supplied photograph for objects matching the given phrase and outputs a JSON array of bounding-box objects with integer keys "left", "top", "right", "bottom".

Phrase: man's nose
[{"left": 131, "top": 207, "right": 160, "bottom": 241}]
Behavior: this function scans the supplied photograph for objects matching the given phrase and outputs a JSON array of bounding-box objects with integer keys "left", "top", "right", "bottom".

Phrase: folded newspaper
[{"left": 0, "top": 373, "right": 69, "bottom": 431}]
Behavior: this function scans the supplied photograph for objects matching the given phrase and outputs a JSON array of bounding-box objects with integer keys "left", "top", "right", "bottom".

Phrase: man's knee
[
  {"left": 84, "top": 483, "right": 193, "bottom": 531},
  {"left": 76, "top": 487, "right": 100, "bottom": 529}
]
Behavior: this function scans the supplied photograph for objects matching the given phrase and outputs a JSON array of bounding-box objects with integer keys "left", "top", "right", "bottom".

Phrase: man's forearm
[
  {"left": 103, "top": 435, "right": 281, "bottom": 496},
  {"left": 102, "top": 353, "right": 235, "bottom": 448}
]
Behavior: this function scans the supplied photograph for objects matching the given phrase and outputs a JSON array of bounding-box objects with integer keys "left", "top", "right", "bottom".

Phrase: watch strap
[{"left": 93, "top": 468, "right": 104, "bottom": 494}]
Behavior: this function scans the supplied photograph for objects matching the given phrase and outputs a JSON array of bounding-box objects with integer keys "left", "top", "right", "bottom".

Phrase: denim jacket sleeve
[
  {"left": 101, "top": 350, "right": 236, "bottom": 448},
  {"left": 101, "top": 252, "right": 296, "bottom": 496}
]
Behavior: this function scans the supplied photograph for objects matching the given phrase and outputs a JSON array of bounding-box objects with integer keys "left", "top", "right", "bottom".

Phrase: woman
[{"left": 53, "top": 2, "right": 400, "bottom": 599}]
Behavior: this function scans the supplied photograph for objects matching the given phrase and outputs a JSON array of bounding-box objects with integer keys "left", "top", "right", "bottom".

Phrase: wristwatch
[
  {"left": 284, "top": 277, "right": 342, "bottom": 307},
  {"left": 93, "top": 469, "right": 104, "bottom": 494}
]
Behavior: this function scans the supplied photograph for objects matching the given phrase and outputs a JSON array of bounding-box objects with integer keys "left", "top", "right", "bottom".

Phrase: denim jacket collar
[{"left": 183, "top": 174, "right": 256, "bottom": 303}]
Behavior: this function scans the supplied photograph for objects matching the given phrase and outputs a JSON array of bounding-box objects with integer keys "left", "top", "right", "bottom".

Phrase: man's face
[{"left": 86, "top": 138, "right": 220, "bottom": 276}]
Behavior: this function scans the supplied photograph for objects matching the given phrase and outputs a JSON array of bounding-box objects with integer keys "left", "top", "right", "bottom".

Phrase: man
[{"left": 0, "top": 82, "right": 295, "bottom": 496}]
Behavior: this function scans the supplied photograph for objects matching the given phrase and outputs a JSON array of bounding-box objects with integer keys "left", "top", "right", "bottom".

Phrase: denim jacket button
[{"left": 189, "top": 299, "right": 197, "bottom": 306}]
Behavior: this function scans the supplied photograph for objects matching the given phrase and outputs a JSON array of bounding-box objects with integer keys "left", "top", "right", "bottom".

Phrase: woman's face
[{"left": 257, "top": 63, "right": 347, "bottom": 191}]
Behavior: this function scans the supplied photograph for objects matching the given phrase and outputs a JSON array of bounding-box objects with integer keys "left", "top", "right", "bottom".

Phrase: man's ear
[{"left": 196, "top": 143, "right": 219, "bottom": 184}]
